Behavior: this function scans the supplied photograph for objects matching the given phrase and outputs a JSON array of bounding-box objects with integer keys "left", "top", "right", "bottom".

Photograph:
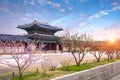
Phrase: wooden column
[
  {"left": 50, "top": 43, "right": 51, "bottom": 52},
  {"left": 56, "top": 44, "right": 59, "bottom": 52}
]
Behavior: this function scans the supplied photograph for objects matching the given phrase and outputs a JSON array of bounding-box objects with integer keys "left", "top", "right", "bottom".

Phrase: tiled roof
[
  {"left": 0, "top": 34, "right": 30, "bottom": 42},
  {"left": 17, "top": 21, "right": 63, "bottom": 31},
  {"left": 26, "top": 34, "right": 60, "bottom": 43},
  {"left": 0, "top": 33, "right": 60, "bottom": 43}
]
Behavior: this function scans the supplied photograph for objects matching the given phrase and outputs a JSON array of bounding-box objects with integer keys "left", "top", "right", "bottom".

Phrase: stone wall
[{"left": 52, "top": 61, "right": 120, "bottom": 80}]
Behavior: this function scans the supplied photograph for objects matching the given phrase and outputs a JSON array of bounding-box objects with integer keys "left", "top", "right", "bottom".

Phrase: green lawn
[
  {"left": 58, "top": 63, "right": 93, "bottom": 71},
  {"left": 11, "top": 71, "right": 74, "bottom": 80},
  {"left": 8, "top": 58, "right": 120, "bottom": 80},
  {"left": 58, "top": 58, "right": 119, "bottom": 71},
  {"left": 12, "top": 73, "right": 53, "bottom": 80}
]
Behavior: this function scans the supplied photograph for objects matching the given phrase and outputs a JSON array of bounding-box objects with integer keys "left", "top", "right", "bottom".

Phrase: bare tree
[
  {"left": 71, "top": 33, "right": 78, "bottom": 52},
  {"left": 61, "top": 31, "right": 72, "bottom": 52},
  {"left": 1, "top": 41, "right": 45, "bottom": 79},
  {"left": 90, "top": 41, "right": 104, "bottom": 62},
  {"left": 62, "top": 32, "right": 92, "bottom": 66},
  {"left": 71, "top": 33, "right": 92, "bottom": 66},
  {"left": 104, "top": 41, "right": 116, "bottom": 61},
  {"left": 114, "top": 41, "right": 120, "bottom": 59}
]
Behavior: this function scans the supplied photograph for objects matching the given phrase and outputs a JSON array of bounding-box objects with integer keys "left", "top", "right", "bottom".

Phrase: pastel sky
[{"left": 0, "top": 0, "right": 120, "bottom": 40}]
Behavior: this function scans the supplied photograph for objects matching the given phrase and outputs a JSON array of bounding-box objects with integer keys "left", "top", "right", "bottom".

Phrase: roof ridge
[
  {"left": 28, "top": 33, "right": 57, "bottom": 37},
  {"left": 37, "top": 22, "right": 61, "bottom": 29}
]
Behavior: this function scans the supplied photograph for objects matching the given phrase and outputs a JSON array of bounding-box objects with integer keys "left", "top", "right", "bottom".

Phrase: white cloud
[
  {"left": 78, "top": 21, "right": 87, "bottom": 27},
  {"left": 64, "top": 0, "right": 69, "bottom": 4},
  {"left": 111, "top": 2, "right": 119, "bottom": 6},
  {"left": 67, "top": 6, "right": 73, "bottom": 10},
  {"left": 29, "top": 0, "right": 61, "bottom": 8},
  {"left": 60, "top": 8, "right": 65, "bottom": 12},
  {"left": 88, "top": 3, "right": 120, "bottom": 20},
  {"left": 18, "top": 12, "right": 42, "bottom": 22},
  {"left": 92, "top": 24, "right": 120, "bottom": 40},
  {"left": 47, "top": 1, "right": 61, "bottom": 8},
  {"left": 24, "top": 0, "right": 35, "bottom": 5},
  {"left": 112, "top": 6, "right": 120, "bottom": 11},
  {"left": 0, "top": 11, "right": 45, "bottom": 35},
  {"left": 99, "top": 11, "right": 109, "bottom": 15},
  {"left": 0, "top": 7, "right": 10, "bottom": 12},
  {"left": 29, "top": 0, "right": 35, "bottom": 5},
  {"left": 24, "top": 0, "right": 63, "bottom": 12},
  {"left": 89, "top": 10, "right": 109, "bottom": 19},
  {"left": 80, "top": 0, "right": 87, "bottom": 3},
  {"left": 37, "top": 0, "right": 48, "bottom": 5},
  {"left": 89, "top": 14, "right": 100, "bottom": 19}
]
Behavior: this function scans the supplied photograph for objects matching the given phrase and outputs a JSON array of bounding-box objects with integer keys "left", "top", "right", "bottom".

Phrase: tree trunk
[
  {"left": 18, "top": 67, "right": 22, "bottom": 80},
  {"left": 97, "top": 59, "right": 100, "bottom": 62},
  {"left": 116, "top": 53, "right": 119, "bottom": 59},
  {"left": 19, "top": 72, "right": 22, "bottom": 80},
  {"left": 76, "top": 59, "right": 82, "bottom": 66},
  {"left": 107, "top": 56, "right": 110, "bottom": 62},
  {"left": 76, "top": 62, "right": 80, "bottom": 66}
]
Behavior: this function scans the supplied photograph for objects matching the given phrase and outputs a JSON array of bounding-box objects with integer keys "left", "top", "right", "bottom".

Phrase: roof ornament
[
  {"left": 33, "top": 20, "right": 37, "bottom": 25},
  {"left": 34, "top": 20, "right": 37, "bottom": 23}
]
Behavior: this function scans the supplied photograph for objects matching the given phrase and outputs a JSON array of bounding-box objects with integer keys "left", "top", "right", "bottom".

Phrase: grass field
[{"left": 7, "top": 58, "right": 120, "bottom": 80}]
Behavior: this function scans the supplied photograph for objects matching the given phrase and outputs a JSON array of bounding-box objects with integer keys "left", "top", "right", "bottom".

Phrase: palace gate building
[{"left": 0, "top": 21, "right": 63, "bottom": 53}]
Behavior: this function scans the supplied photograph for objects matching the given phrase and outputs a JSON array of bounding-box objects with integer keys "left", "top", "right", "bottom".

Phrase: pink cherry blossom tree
[{"left": 1, "top": 40, "right": 45, "bottom": 79}]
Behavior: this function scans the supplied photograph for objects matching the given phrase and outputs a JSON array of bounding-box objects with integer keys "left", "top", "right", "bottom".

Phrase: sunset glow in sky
[{"left": 0, "top": 0, "right": 120, "bottom": 40}]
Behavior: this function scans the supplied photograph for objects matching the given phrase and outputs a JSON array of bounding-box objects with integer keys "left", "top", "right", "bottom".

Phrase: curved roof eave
[{"left": 17, "top": 21, "right": 63, "bottom": 31}]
